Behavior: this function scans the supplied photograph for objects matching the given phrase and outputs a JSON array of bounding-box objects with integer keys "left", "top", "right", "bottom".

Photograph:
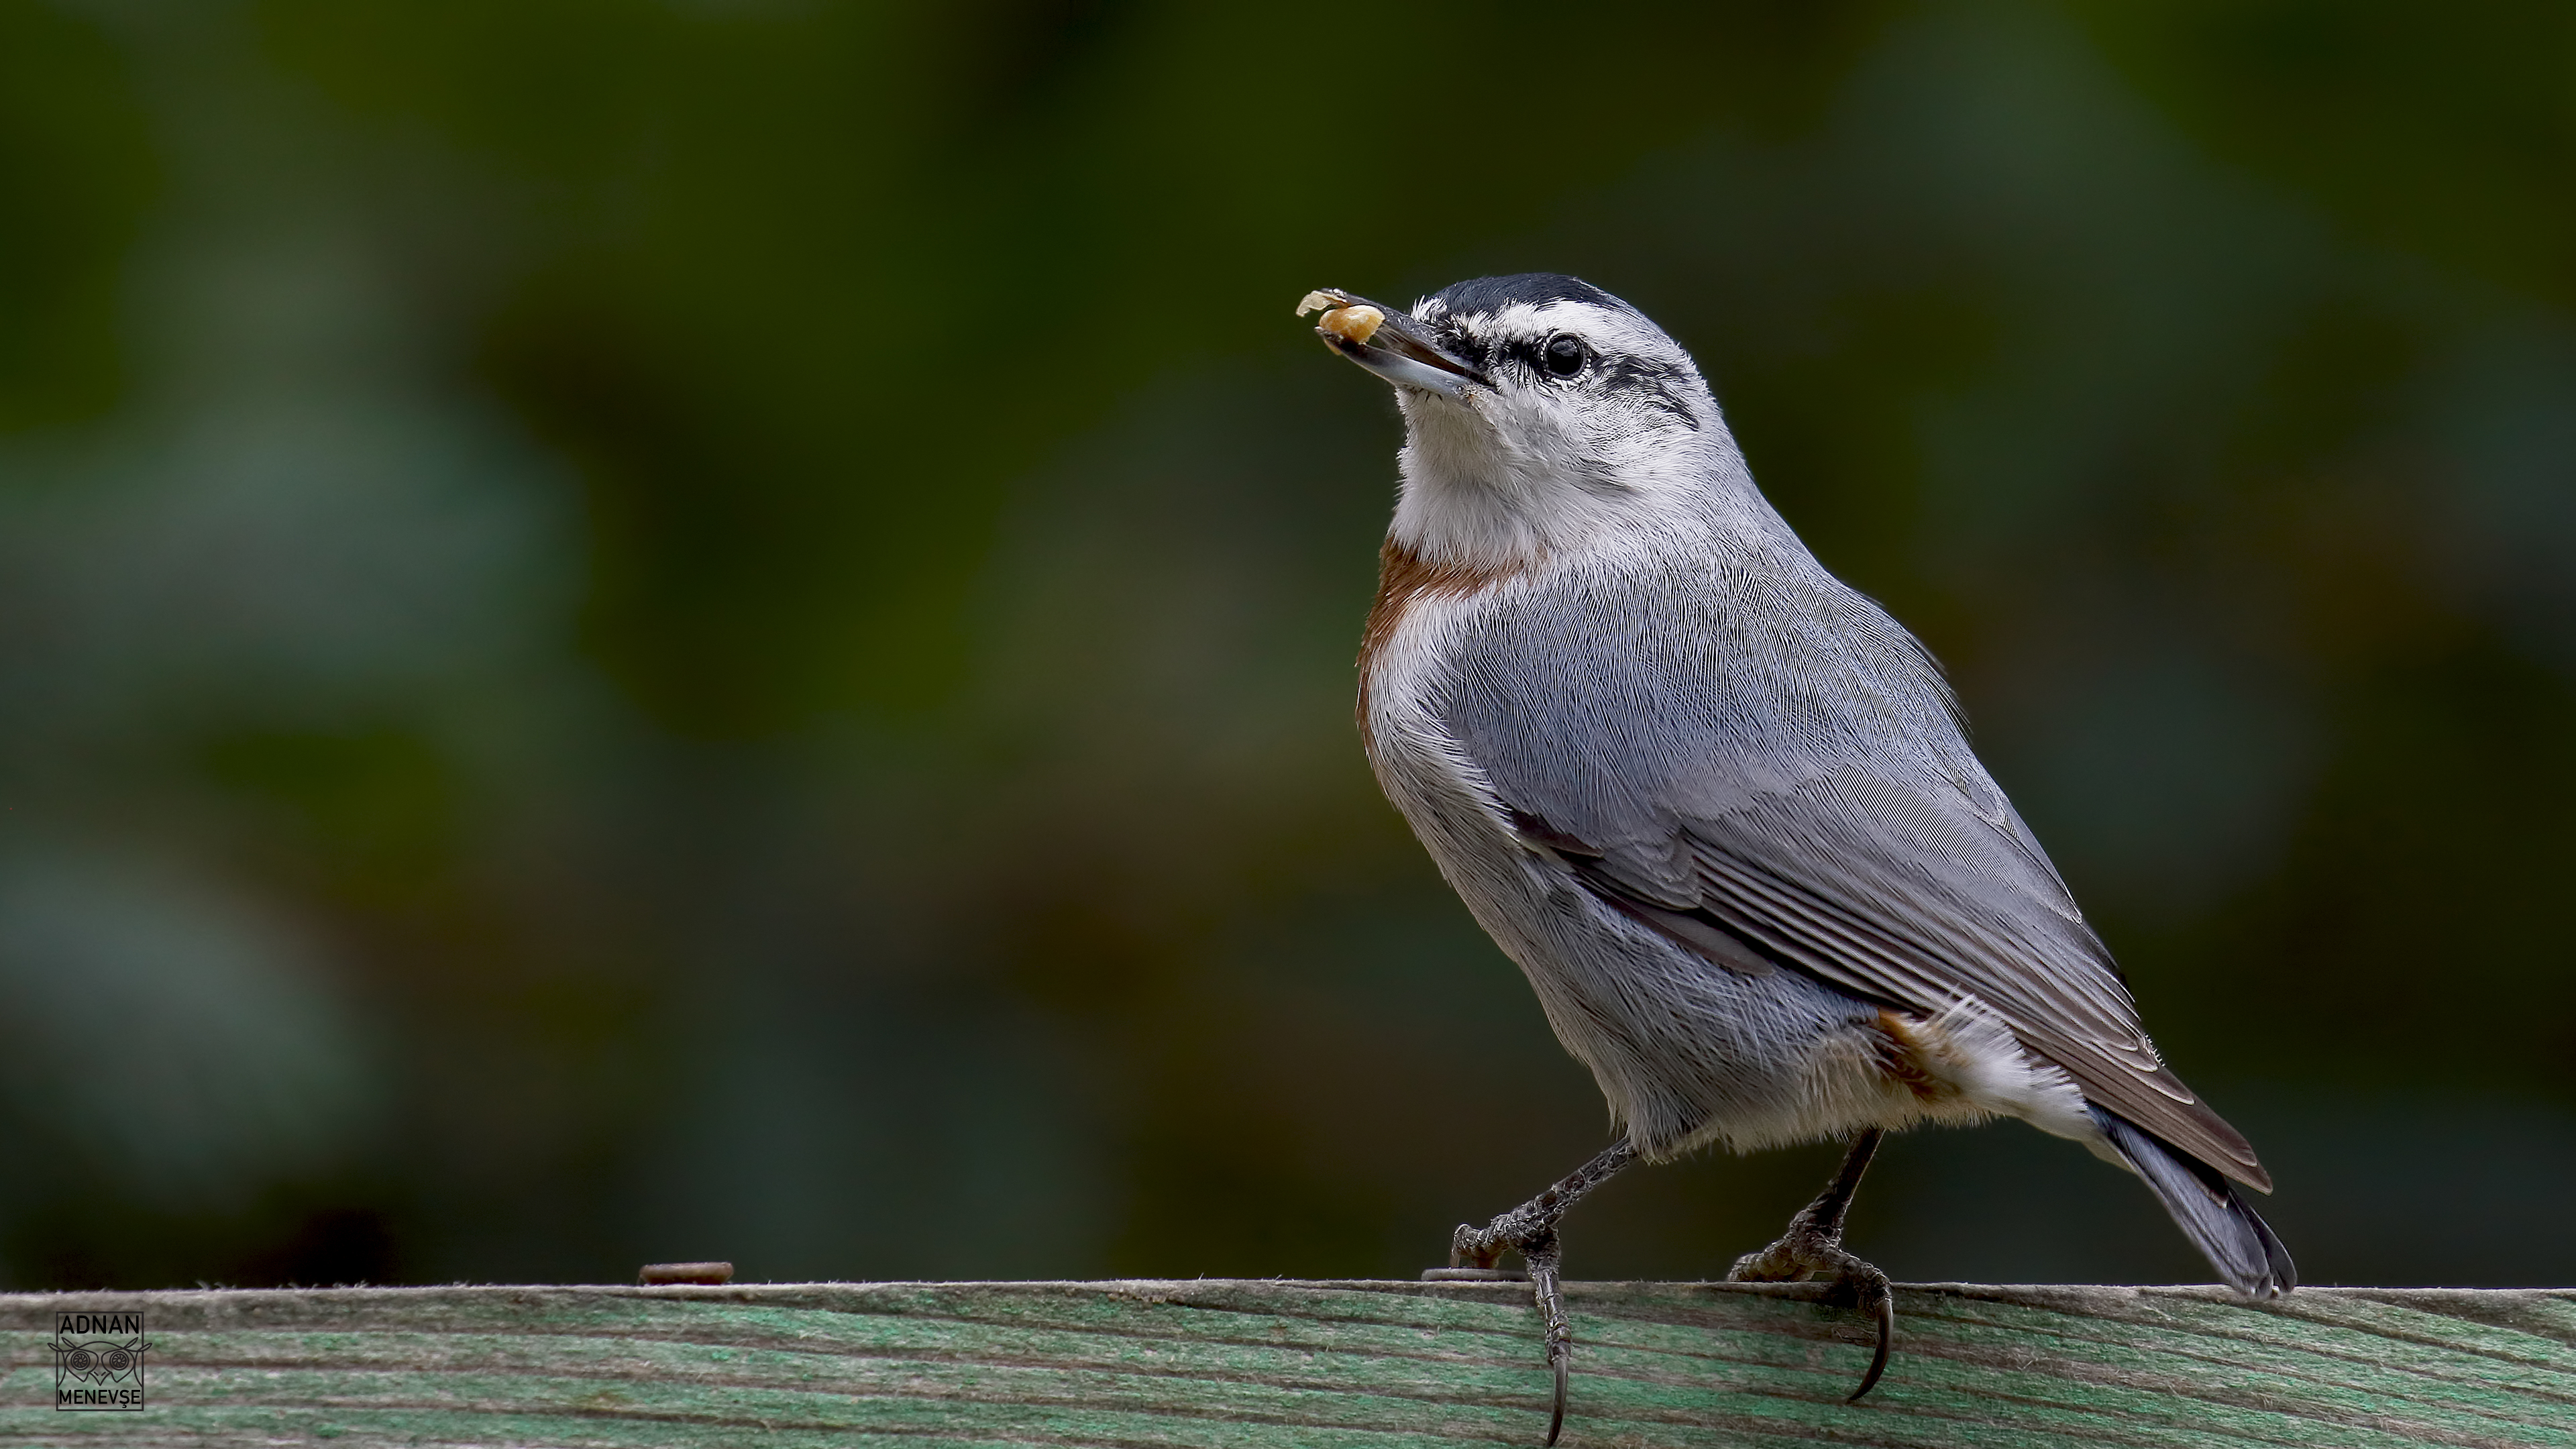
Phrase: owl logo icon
[{"left": 52, "top": 1311, "right": 146, "bottom": 1411}]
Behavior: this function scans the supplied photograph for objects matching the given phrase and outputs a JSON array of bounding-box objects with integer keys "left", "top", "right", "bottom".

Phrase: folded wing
[{"left": 1443, "top": 574, "right": 2270, "bottom": 1191}]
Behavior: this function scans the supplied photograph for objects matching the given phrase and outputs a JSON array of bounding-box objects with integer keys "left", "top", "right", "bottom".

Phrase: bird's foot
[
  {"left": 1727, "top": 1229, "right": 1894, "bottom": 1402},
  {"left": 1440, "top": 1210, "right": 1577, "bottom": 1444},
  {"left": 1447, "top": 1208, "right": 1539, "bottom": 1273},
  {"left": 1421, "top": 1140, "right": 1635, "bottom": 1446},
  {"left": 1727, "top": 1129, "right": 1894, "bottom": 1402}
]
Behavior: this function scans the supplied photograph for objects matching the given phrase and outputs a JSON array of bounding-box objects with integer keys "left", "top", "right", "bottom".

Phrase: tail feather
[{"left": 2090, "top": 1104, "right": 2296, "bottom": 1297}]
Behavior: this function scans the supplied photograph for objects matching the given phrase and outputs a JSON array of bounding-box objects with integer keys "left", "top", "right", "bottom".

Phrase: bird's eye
[{"left": 1542, "top": 334, "right": 1587, "bottom": 378}]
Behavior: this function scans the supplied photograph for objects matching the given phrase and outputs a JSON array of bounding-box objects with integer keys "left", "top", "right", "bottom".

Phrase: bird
[{"left": 1297, "top": 274, "right": 2293, "bottom": 1443}]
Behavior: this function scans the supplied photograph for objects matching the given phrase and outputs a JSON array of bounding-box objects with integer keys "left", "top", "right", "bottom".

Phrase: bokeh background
[{"left": 3, "top": 0, "right": 2572, "bottom": 1293}]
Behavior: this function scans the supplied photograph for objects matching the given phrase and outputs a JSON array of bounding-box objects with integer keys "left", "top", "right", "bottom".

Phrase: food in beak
[
  {"left": 1295, "top": 290, "right": 1385, "bottom": 347},
  {"left": 1318, "top": 304, "right": 1384, "bottom": 345},
  {"left": 1298, "top": 286, "right": 1486, "bottom": 395}
]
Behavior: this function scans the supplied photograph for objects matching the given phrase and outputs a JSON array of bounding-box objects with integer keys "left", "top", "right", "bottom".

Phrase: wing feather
[{"left": 1446, "top": 567, "right": 2270, "bottom": 1191}]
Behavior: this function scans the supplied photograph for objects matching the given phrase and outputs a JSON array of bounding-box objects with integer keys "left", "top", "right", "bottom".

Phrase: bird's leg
[
  {"left": 1424, "top": 1139, "right": 1637, "bottom": 1446},
  {"left": 1727, "top": 1128, "right": 1896, "bottom": 1402}
]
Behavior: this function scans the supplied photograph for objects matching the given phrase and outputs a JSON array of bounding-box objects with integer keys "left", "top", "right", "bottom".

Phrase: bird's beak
[{"left": 1297, "top": 289, "right": 1489, "bottom": 396}]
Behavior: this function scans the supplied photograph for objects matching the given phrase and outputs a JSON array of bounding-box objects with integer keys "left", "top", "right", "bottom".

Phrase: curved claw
[
  {"left": 1451, "top": 1219, "right": 1524, "bottom": 1273},
  {"left": 1434, "top": 1141, "right": 1636, "bottom": 1446},
  {"left": 1846, "top": 1289, "right": 1894, "bottom": 1403}
]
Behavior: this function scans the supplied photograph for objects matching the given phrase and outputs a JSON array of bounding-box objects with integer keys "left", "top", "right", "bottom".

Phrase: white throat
[{"left": 1387, "top": 388, "right": 1750, "bottom": 572}]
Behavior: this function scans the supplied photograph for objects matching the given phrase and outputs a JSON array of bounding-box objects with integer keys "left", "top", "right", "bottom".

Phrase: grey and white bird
[{"left": 1299, "top": 274, "right": 2292, "bottom": 1442}]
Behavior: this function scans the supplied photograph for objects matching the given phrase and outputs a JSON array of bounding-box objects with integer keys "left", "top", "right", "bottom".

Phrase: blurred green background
[{"left": 2, "top": 0, "right": 2571, "bottom": 1293}]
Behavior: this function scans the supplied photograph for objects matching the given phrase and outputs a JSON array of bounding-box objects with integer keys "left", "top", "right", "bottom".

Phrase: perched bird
[{"left": 1299, "top": 274, "right": 2292, "bottom": 1442}]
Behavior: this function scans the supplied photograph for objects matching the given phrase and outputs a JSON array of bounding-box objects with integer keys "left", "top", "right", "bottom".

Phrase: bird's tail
[{"left": 2090, "top": 1104, "right": 2296, "bottom": 1297}]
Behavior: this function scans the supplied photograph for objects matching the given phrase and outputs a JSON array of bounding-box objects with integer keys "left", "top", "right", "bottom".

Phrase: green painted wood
[{"left": 2, "top": 1280, "right": 2569, "bottom": 1446}]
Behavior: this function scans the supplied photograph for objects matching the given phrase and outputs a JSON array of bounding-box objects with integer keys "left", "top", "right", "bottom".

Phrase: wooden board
[{"left": 3, "top": 1279, "right": 2571, "bottom": 1446}]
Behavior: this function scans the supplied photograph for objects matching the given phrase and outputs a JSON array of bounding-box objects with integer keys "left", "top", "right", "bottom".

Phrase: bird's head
[{"left": 1301, "top": 274, "right": 1735, "bottom": 572}]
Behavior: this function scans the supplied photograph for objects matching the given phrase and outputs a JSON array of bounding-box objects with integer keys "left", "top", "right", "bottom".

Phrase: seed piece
[{"left": 1318, "top": 305, "right": 1385, "bottom": 345}]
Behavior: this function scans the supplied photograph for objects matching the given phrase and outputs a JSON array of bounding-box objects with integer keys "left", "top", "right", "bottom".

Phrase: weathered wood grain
[{"left": 2, "top": 1280, "right": 2569, "bottom": 1446}]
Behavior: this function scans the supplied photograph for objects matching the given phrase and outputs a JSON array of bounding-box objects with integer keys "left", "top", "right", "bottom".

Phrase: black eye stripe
[
  {"left": 1452, "top": 323, "right": 1695, "bottom": 426},
  {"left": 1493, "top": 333, "right": 1590, "bottom": 378},
  {"left": 1599, "top": 354, "right": 1699, "bottom": 429}
]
